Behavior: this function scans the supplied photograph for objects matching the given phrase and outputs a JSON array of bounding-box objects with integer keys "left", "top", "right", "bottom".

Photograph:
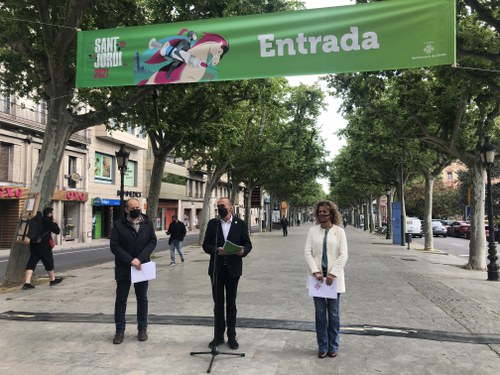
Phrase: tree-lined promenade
[{"left": 1, "top": 0, "right": 498, "bottom": 285}]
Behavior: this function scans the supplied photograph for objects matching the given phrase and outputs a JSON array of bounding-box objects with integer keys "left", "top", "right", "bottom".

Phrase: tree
[
  {"left": 0, "top": 0, "right": 302, "bottom": 284},
  {"left": 325, "top": 0, "right": 499, "bottom": 268}
]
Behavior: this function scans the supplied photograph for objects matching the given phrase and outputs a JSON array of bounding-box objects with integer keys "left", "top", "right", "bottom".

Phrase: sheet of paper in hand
[
  {"left": 223, "top": 240, "right": 243, "bottom": 255},
  {"left": 308, "top": 275, "right": 338, "bottom": 299},
  {"left": 131, "top": 261, "right": 157, "bottom": 283}
]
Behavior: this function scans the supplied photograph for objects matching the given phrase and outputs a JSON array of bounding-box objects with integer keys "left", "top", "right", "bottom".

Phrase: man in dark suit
[
  {"left": 203, "top": 197, "right": 252, "bottom": 350},
  {"left": 110, "top": 198, "right": 157, "bottom": 344}
]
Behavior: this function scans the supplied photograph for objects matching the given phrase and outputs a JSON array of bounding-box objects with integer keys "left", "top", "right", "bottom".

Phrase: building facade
[{"left": 1, "top": 91, "right": 261, "bottom": 249}]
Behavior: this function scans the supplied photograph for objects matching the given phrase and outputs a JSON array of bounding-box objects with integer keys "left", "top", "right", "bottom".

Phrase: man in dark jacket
[
  {"left": 280, "top": 216, "right": 289, "bottom": 236},
  {"left": 110, "top": 198, "right": 157, "bottom": 344},
  {"left": 166, "top": 214, "right": 187, "bottom": 266},
  {"left": 202, "top": 197, "right": 252, "bottom": 350}
]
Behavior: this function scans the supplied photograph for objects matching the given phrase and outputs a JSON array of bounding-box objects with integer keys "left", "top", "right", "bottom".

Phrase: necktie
[{"left": 322, "top": 228, "right": 329, "bottom": 271}]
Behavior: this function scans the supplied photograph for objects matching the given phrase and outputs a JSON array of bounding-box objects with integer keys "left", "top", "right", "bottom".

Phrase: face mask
[
  {"left": 129, "top": 209, "right": 141, "bottom": 219},
  {"left": 217, "top": 205, "right": 228, "bottom": 218}
]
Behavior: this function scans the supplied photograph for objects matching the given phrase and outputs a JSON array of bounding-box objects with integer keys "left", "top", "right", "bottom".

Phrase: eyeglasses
[{"left": 318, "top": 212, "right": 330, "bottom": 216}]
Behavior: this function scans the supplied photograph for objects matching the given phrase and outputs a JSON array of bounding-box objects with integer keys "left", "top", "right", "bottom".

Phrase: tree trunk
[
  {"left": 368, "top": 194, "right": 374, "bottom": 233},
  {"left": 145, "top": 153, "right": 168, "bottom": 223},
  {"left": 197, "top": 165, "right": 227, "bottom": 246},
  {"left": 423, "top": 175, "right": 434, "bottom": 251},
  {"left": 467, "top": 164, "right": 487, "bottom": 270},
  {"left": 4, "top": 100, "right": 74, "bottom": 285}
]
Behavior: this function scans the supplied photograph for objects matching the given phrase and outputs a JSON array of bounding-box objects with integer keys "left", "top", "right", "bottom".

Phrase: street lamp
[
  {"left": 385, "top": 186, "right": 392, "bottom": 240},
  {"left": 115, "top": 144, "right": 130, "bottom": 218},
  {"left": 480, "top": 137, "right": 498, "bottom": 281}
]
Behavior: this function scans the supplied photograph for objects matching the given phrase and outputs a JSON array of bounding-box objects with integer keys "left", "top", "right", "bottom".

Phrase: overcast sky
[{"left": 286, "top": 0, "right": 354, "bottom": 192}]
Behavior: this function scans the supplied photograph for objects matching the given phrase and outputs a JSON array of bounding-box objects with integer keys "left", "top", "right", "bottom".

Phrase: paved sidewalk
[{"left": 0, "top": 224, "right": 498, "bottom": 374}]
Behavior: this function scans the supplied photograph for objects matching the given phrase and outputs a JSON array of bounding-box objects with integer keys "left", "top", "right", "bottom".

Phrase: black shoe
[
  {"left": 22, "top": 283, "right": 35, "bottom": 290},
  {"left": 113, "top": 331, "right": 124, "bottom": 344},
  {"left": 138, "top": 330, "right": 148, "bottom": 341},
  {"left": 208, "top": 337, "right": 225, "bottom": 348},
  {"left": 228, "top": 337, "right": 239, "bottom": 350},
  {"left": 50, "top": 277, "right": 63, "bottom": 286},
  {"left": 318, "top": 351, "right": 327, "bottom": 358}
]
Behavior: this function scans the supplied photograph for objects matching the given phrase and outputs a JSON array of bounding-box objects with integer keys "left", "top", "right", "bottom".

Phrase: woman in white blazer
[{"left": 304, "top": 200, "right": 348, "bottom": 359}]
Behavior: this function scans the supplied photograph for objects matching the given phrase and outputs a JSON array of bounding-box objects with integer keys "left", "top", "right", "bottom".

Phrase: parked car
[
  {"left": 439, "top": 219, "right": 454, "bottom": 231},
  {"left": 432, "top": 221, "right": 447, "bottom": 237},
  {"left": 447, "top": 221, "right": 470, "bottom": 238},
  {"left": 406, "top": 217, "right": 423, "bottom": 238}
]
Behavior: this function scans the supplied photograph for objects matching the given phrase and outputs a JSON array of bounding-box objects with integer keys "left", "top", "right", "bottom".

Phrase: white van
[{"left": 406, "top": 217, "right": 423, "bottom": 238}]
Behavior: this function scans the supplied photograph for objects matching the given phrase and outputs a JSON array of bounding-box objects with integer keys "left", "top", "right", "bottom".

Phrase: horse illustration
[{"left": 138, "top": 30, "right": 229, "bottom": 85}]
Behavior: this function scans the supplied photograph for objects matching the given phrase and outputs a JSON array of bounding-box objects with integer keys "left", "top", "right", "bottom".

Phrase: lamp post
[
  {"left": 385, "top": 187, "right": 392, "bottom": 240},
  {"left": 480, "top": 137, "right": 498, "bottom": 281},
  {"left": 115, "top": 144, "right": 130, "bottom": 218}
]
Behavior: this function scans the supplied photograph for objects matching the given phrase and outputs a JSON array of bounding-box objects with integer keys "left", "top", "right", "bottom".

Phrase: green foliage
[{"left": 162, "top": 173, "right": 186, "bottom": 185}]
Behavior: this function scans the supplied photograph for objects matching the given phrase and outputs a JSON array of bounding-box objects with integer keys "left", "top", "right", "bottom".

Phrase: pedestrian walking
[
  {"left": 304, "top": 200, "right": 348, "bottom": 359},
  {"left": 280, "top": 215, "right": 289, "bottom": 236},
  {"left": 202, "top": 197, "right": 252, "bottom": 350},
  {"left": 22, "top": 207, "right": 62, "bottom": 289},
  {"left": 110, "top": 198, "right": 157, "bottom": 344},
  {"left": 167, "top": 214, "right": 186, "bottom": 266}
]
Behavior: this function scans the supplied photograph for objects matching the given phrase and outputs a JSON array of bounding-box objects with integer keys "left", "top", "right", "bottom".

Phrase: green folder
[{"left": 223, "top": 240, "right": 243, "bottom": 255}]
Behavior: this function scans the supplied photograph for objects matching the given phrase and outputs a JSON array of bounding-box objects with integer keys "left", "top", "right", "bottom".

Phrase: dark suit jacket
[
  {"left": 110, "top": 214, "right": 157, "bottom": 281},
  {"left": 202, "top": 216, "right": 252, "bottom": 278}
]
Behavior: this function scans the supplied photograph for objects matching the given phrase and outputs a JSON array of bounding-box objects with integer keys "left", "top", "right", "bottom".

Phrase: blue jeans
[
  {"left": 170, "top": 240, "right": 185, "bottom": 263},
  {"left": 114, "top": 280, "right": 148, "bottom": 332},
  {"left": 313, "top": 295, "right": 340, "bottom": 353}
]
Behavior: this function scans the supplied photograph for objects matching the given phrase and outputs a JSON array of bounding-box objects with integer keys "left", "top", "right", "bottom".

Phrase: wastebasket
[{"left": 405, "top": 233, "right": 412, "bottom": 249}]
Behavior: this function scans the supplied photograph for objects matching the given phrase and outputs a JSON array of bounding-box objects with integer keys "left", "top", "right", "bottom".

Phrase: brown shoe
[
  {"left": 318, "top": 351, "right": 327, "bottom": 358},
  {"left": 327, "top": 351, "right": 337, "bottom": 358},
  {"left": 113, "top": 331, "right": 124, "bottom": 344},
  {"left": 138, "top": 330, "right": 148, "bottom": 341}
]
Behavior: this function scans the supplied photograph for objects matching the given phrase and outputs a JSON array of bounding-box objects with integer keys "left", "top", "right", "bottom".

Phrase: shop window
[
  {"left": 94, "top": 152, "right": 113, "bottom": 183},
  {"left": 0, "top": 142, "right": 14, "bottom": 181},
  {"left": 63, "top": 201, "right": 79, "bottom": 241}
]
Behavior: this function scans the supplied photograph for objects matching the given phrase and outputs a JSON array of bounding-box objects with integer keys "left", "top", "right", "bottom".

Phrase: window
[
  {"left": 124, "top": 160, "right": 137, "bottom": 187},
  {"left": 1, "top": 93, "right": 11, "bottom": 113},
  {"left": 94, "top": 152, "right": 113, "bottom": 182},
  {"left": 0, "top": 142, "right": 13, "bottom": 181},
  {"left": 446, "top": 172, "right": 452, "bottom": 181},
  {"left": 38, "top": 100, "right": 47, "bottom": 125},
  {"left": 68, "top": 156, "right": 77, "bottom": 188}
]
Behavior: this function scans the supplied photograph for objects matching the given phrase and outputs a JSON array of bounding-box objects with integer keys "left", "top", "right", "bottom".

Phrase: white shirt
[{"left": 221, "top": 215, "right": 232, "bottom": 241}]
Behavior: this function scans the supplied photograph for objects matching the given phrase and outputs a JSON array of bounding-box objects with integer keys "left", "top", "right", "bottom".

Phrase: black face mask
[
  {"left": 217, "top": 205, "right": 228, "bottom": 218},
  {"left": 129, "top": 209, "right": 141, "bottom": 219}
]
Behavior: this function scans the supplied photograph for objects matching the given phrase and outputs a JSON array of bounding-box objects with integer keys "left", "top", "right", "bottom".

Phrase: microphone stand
[{"left": 190, "top": 216, "right": 245, "bottom": 373}]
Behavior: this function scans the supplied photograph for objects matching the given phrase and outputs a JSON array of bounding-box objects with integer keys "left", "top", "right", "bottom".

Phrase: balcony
[
  {"left": 0, "top": 100, "right": 91, "bottom": 145},
  {"left": 94, "top": 125, "right": 148, "bottom": 150}
]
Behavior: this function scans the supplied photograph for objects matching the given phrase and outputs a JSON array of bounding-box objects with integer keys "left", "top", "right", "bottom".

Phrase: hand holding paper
[{"left": 131, "top": 261, "right": 156, "bottom": 283}]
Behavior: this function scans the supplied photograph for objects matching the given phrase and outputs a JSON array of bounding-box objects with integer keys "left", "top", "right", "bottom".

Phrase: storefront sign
[
  {"left": 117, "top": 190, "right": 142, "bottom": 198},
  {"left": 93, "top": 197, "right": 121, "bottom": 206},
  {"left": 52, "top": 190, "right": 89, "bottom": 202},
  {"left": 0, "top": 186, "right": 27, "bottom": 199}
]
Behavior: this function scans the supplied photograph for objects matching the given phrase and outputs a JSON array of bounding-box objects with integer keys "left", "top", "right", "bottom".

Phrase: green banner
[{"left": 76, "top": 0, "right": 455, "bottom": 88}]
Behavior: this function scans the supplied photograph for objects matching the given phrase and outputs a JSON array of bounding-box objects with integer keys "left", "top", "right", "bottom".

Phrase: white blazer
[{"left": 304, "top": 224, "right": 348, "bottom": 293}]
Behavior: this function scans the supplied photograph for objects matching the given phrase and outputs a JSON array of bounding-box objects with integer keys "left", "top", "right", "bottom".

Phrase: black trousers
[
  {"left": 211, "top": 265, "right": 240, "bottom": 339},
  {"left": 114, "top": 279, "right": 148, "bottom": 332}
]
